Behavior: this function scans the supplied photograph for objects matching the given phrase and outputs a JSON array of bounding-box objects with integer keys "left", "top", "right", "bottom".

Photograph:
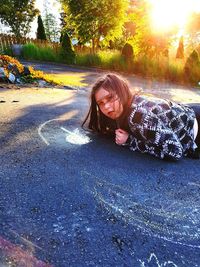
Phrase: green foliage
[
  {"left": 22, "top": 43, "right": 39, "bottom": 59},
  {"left": 2, "top": 46, "right": 13, "bottom": 56},
  {"left": 60, "top": 30, "right": 76, "bottom": 63},
  {"left": 0, "top": 0, "right": 39, "bottom": 39},
  {"left": 76, "top": 53, "right": 101, "bottom": 67},
  {"left": 184, "top": 50, "right": 200, "bottom": 84},
  {"left": 132, "top": 55, "right": 184, "bottom": 83},
  {"left": 98, "top": 50, "right": 126, "bottom": 71},
  {"left": 176, "top": 36, "right": 184, "bottom": 59},
  {"left": 62, "top": 0, "right": 128, "bottom": 52},
  {"left": 108, "top": 38, "right": 126, "bottom": 50},
  {"left": 22, "top": 43, "right": 57, "bottom": 62},
  {"left": 166, "top": 60, "right": 184, "bottom": 82},
  {"left": 76, "top": 50, "right": 128, "bottom": 71},
  {"left": 37, "top": 15, "right": 47, "bottom": 40}
]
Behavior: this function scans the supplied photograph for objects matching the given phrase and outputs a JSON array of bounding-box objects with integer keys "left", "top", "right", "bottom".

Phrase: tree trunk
[{"left": 92, "top": 38, "right": 95, "bottom": 54}]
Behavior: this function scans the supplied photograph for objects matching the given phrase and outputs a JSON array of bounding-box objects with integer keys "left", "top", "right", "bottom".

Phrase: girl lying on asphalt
[{"left": 82, "top": 73, "right": 200, "bottom": 160}]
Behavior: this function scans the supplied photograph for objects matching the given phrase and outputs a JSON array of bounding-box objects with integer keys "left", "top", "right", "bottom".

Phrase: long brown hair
[{"left": 82, "top": 73, "right": 133, "bottom": 135}]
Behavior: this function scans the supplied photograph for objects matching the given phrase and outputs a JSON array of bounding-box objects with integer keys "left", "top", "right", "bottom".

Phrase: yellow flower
[{"left": 0, "top": 55, "right": 24, "bottom": 73}]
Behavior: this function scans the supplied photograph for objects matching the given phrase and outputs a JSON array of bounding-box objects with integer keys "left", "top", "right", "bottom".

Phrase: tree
[
  {"left": 185, "top": 12, "right": 200, "bottom": 48},
  {"left": 0, "top": 0, "right": 39, "bottom": 39},
  {"left": 186, "top": 12, "right": 200, "bottom": 35},
  {"left": 60, "top": 7, "right": 75, "bottom": 38},
  {"left": 61, "top": 0, "right": 128, "bottom": 53},
  {"left": 129, "top": 0, "right": 171, "bottom": 58},
  {"left": 43, "top": 13, "right": 61, "bottom": 42},
  {"left": 176, "top": 36, "right": 184, "bottom": 59},
  {"left": 37, "top": 15, "right": 47, "bottom": 40},
  {"left": 42, "top": 0, "right": 61, "bottom": 42}
]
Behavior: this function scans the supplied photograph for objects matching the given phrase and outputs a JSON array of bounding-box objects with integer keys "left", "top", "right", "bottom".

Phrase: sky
[
  {"left": 31, "top": 0, "right": 61, "bottom": 38},
  {"left": 149, "top": 0, "right": 200, "bottom": 32}
]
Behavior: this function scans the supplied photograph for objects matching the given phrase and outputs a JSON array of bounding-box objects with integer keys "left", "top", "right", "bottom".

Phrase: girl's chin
[
  {"left": 108, "top": 112, "right": 116, "bottom": 119},
  {"left": 110, "top": 114, "right": 120, "bottom": 120}
]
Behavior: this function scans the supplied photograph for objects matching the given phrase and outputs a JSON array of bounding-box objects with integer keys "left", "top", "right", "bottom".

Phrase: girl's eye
[{"left": 97, "top": 93, "right": 116, "bottom": 107}]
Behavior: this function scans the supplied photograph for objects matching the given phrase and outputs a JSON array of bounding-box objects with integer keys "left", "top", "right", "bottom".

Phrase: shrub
[
  {"left": 133, "top": 56, "right": 183, "bottom": 82},
  {"left": 22, "top": 43, "right": 58, "bottom": 62},
  {"left": 121, "top": 43, "right": 134, "bottom": 72},
  {"left": 184, "top": 50, "right": 200, "bottom": 84},
  {"left": 102, "top": 53, "right": 126, "bottom": 72},
  {"left": 76, "top": 53, "right": 101, "bottom": 67},
  {"left": 22, "top": 43, "right": 40, "bottom": 60},
  {"left": 166, "top": 60, "right": 184, "bottom": 83},
  {"left": 60, "top": 30, "right": 75, "bottom": 64},
  {"left": 75, "top": 50, "right": 126, "bottom": 71},
  {"left": 37, "top": 46, "right": 57, "bottom": 61},
  {"left": 122, "top": 43, "right": 134, "bottom": 59}
]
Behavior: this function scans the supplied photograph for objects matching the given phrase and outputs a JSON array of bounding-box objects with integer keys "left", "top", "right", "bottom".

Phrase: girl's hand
[{"left": 115, "top": 128, "right": 129, "bottom": 145}]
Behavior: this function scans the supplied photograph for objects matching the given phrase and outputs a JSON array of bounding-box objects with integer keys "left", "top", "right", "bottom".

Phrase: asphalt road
[{"left": 0, "top": 62, "right": 200, "bottom": 267}]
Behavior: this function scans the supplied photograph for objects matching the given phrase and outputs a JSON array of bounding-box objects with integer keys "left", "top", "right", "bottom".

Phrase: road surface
[{"left": 0, "top": 62, "right": 200, "bottom": 266}]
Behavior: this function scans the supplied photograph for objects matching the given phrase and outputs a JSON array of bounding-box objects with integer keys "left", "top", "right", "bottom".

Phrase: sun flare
[{"left": 149, "top": 0, "right": 197, "bottom": 32}]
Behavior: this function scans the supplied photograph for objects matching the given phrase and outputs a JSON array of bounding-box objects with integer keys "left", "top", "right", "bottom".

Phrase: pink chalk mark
[{"left": 0, "top": 236, "right": 53, "bottom": 267}]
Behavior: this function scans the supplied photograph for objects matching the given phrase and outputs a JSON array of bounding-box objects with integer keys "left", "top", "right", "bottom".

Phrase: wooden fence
[{"left": 0, "top": 34, "right": 60, "bottom": 53}]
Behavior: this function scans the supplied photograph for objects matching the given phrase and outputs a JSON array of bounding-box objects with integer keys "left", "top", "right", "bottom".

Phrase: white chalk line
[
  {"left": 147, "top": 253, "right": 178, "bottom": 267},
  {"left": 38, "top": 118, "right": 61, "bottom": 146},
  {"left": 82, "top": 171, "right": 200, "bottom": 249},
  {"left": 38, "top": 119, "right": 91, "bottom": 146},
  {"left": 60, "top": 127, "right": 73, "bottom": 135},
  {"left": 99, "top": 194, "right": 200, "bottom": 249}
]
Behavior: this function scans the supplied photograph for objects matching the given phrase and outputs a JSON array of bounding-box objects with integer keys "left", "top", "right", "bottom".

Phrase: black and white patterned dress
[{"left": 126, "top": 95, "right": 197, "bottom": 160}]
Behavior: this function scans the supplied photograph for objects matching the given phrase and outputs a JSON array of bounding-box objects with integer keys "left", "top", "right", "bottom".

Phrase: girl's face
[{"left": 95, "top": 87, "right": 123, "bottom": 120}]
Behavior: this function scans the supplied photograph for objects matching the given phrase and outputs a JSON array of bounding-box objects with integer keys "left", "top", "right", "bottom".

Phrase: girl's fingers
[
  {"left": 115, "top": 137, "right": 120, "bottom": 143},
  {"left": 116, "top": 128, "right": 126, "bottom": 134},
  {"left": 116, "top": 137, "right": 123, "bottom": 145}
]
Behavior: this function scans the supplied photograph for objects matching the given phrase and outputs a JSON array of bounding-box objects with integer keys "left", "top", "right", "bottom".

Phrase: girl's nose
[{"left": 104, "top": 101, "right": 112, "bottom": 110}]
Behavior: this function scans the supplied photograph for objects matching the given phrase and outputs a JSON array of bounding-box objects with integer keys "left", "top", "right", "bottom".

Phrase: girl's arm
[
  {"left": 128, "top": 127, "right": 183, "bottom": 160},
  {"left": 128, "top": 114, "right": 184, "bottom": 160}
]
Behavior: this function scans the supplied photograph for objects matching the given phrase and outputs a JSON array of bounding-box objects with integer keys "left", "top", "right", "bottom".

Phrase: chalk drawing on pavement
[
  {"left": 138, "top": 253, "right": 178, "bottom": 267},
  {"left": 38, "top": 119, "right": 59, "bottom": 145},
  {"left": 82, "top": 171, "right": 200, "bottom": 249},
  {"left": 53, "top": 211, "right": 92, "bottom": 236},
  {"left": 0, "top": 236, "right": 52, "bottom": 267},
  {"left": 61, "top": 127, "right": 91, "bottom": 145},
  {"left": 38, "top": 119, "right": 91, "bottom": 146}
]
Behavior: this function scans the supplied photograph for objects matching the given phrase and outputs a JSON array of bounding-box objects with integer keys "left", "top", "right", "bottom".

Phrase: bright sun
[{"left": 149, "top": 0, "right": 196, "bottom": 32}]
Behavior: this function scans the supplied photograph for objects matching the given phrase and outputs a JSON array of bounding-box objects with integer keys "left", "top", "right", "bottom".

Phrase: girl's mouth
[{"left": 108, "top": 111, "right": 115, "bottom": 117}]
